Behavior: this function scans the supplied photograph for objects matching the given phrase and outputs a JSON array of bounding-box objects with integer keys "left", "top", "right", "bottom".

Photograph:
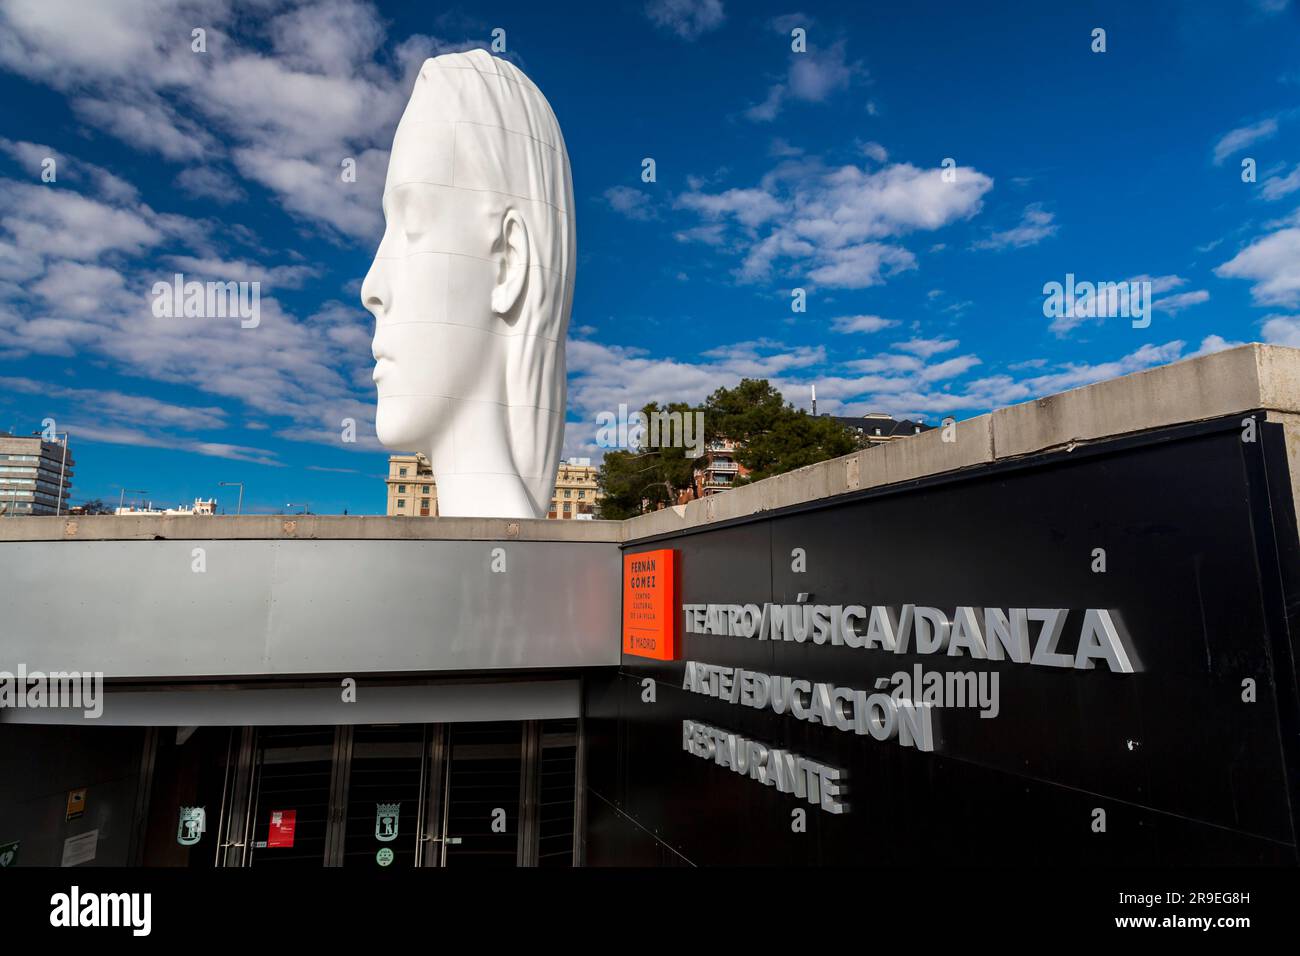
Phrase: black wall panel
[{"left": 586, "top": 419, "right": 1300, "bottom": 865}]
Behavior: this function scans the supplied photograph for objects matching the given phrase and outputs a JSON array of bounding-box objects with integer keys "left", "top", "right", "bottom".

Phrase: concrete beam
[
  {"left": 0, "top": 513, "right": 624, "bottom": 543},
  {"left": 623, "top": 343, "right": 1300, "bottom": 541}
]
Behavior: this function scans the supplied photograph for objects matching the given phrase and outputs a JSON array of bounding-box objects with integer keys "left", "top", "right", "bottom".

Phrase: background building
[
  {"left": 385, "top": 454, "right": 602, "bottom": 519},
  {"left": 115, "top": 498, "right": 216, "bottom": 516},
  {"left": 828, "top": 412, "right": 933, "bottom": 447},
  {"left": 550, "top": 457, "right": 600, "bottom": 519},
  {"left": 686, "top": 417, "right": 928, "bottom": 502},
  {"left": 0, "top": 432, "right": 73, "bottom": 516},
  {"left": 692, "top": 438, "right": 746, "bottom": 498},
  {"left": 386, "top": 453, "right": 437, "bottom": 516}
]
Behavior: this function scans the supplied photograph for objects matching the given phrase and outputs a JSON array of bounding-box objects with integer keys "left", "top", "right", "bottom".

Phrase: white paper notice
[{"left": 61, "top": 830, "right": 98, "bottom": 867}]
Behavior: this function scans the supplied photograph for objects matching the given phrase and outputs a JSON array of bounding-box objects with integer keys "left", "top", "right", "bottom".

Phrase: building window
[
  {"left": 564, "top": 489, "right": 571, "bottom": 498},
  {"left": 578, "top": 490, "right": 585, "bottom": 499},
  {"left": 397, "top": 499, "right": 406, "bottom": 508},
  {"left": 397, "top": 485, "right": 406, "bottom": 493},
  {"left": 422, "top": 485, "right": 430, "bottom": 494},
  {"left": 563, "top": 502, "right": 571, "bottom": 513},
  {"left": 399, "top": 467, "right": 407, "bottom": 477}
]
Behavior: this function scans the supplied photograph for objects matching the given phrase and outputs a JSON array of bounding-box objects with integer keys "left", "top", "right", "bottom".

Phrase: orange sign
[{"left": 622, "top": 549, "right": 677, "bottom": 660}]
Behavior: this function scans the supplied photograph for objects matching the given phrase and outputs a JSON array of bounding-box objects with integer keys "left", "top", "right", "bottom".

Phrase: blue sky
[{"left": 1, "top": 0, "right": 1298, "bottom": 515}]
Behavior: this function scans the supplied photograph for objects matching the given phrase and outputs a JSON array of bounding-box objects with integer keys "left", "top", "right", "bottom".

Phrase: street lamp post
[
  {"left": 118, "top": 488, "right": 148, "bottom": 513},
  {"left": 54, "top": 431, "right": 69, "bottom": 517},
  {"left": 219, "top": 481, "right": 245, "bottom": 515}
]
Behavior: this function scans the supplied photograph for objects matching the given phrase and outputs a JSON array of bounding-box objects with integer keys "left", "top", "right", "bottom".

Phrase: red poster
[
  {"left": 622, "top": 549, "right": 677, "bottom": 660},
  {"left": 267, "top": 809, "right": 296, "bottom": 848}
]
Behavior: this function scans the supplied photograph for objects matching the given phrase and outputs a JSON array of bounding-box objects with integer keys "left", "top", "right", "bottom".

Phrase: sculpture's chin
[{"left": 374, "top": 402, "right": 423, "bottom": 451}]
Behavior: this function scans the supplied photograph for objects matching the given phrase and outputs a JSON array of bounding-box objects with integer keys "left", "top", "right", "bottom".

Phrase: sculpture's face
[
  {"left": 362, "top": 117, "right": 503, "bottom": 449},
  {"left": 361, "top": 50, "right": 571, "bottom": 519}
]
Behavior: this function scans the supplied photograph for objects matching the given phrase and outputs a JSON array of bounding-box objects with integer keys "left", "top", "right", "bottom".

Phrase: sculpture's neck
[{"left": 433, "top": 472, "right": 538, "bottom": 519}]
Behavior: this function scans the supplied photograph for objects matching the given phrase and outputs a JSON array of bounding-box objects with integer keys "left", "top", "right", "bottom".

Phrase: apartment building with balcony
[
  {"left": 0, "top": 432, "right": 73, "bottom": 516},
  {"left": 384, "top": 454, "right": 602, "bottom": 519},
  {"left": 386, "top": 453, "right": 437, "bottom": 516},
  {"left": 549, "top": 457, "right": 600, "bottom": 519},
  {"left": 693, "top": 438, "right": 746, "bottom": 498}
]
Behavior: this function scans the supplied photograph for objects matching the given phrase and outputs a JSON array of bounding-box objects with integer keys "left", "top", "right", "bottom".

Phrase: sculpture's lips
[{"left": 372, "top": 356, "right": 393, "bottom": 383}]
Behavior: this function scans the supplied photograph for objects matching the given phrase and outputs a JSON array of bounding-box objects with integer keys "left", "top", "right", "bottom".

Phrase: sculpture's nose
[{"left": 360, "top": 259, "right": 389, "bottom": 318}]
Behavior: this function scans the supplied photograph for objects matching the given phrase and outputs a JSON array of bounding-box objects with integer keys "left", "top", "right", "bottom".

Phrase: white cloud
[
  {"left": 672, "top": 223, "right": 727, "bottom": 245},
  {"left": 0, "top": 162, "right": 377, "bottom": 448},
  {"left": 1153, "top": 289, "right": 1210, "bottom": 314},
  {"left": 675, "top": 187, "right": 784, "bottom": 227},
  {"left": 0, "top": 375, "right": 229, "bottom": 431},
  {"left": 645, "top": 0, "right": 725, "bottom": 40},
  {"left": 603, "top": 185, "right": 659, "bottom": 221},
  {"left": 676, "top": 157, "right": 993, "bottom": 288},
  {"left": 0, "top": 137, "right": 138, "bottom": 203},
  {"left": 72, "top": 95, "right": 217, "bottom": 162},
  {"left": 0, "top": 181, "right": 162, "bottom": 262},
  {"left": 1216, "top": 227, "right": 1300, "bottom": 307},
  {"left": 698, "top": 339, "right": 825, "bottom": 375},
  {"left": 1131, "top": 273, "right": 1190, "bottom": 296},
  {"left": 1261, "top": 164, "right": 1300, "bottom": 201},
  {"left": 957, "top": 342, "right": 1187, "bottom": 412},
  {"left": 1212, "top": 117, "right": 1279, "bottom": 165},
  {"left": 809, "top": 340, "right": 1189, "bottom": 421},
  {"left": 788, "top": 39, "right": 855, "bottom": 100},
  {"left": 769, "top": 138, "right": 804, "bottom": 158},
  {"left": 1049, "top": 274, "right": 1206, "bottom": 335},
  {"left": 896, "top": 337, "right": 959, "bottom": 357},
  {"left": 831, "top": 314, "right": 897, "bottom": 334},
  {"left": 745, "top": 38, "right": 860, "bottom": 122},
  {"left": 64, "top": 420, "right": 283, "bottom": 466},
  {"left": 842, "top": 353, "right": 924, "bottom": 374},
  {"left": 0, "top": 372, "right": 286, "bottom": 463},
  {"left": 806, "top": 242, "right": 915, "bottom": 288},
  {"left": 745, "top": 84, "right": 786, "bottom": 123},
  {"left": 1189, "top": 334, "right": 1243, "bottom": 357},
  {"left": 166, "top": 256, "right": 320, "bottom": 289},
  {"left": 860, "top": 141, "right": 888, "bottom": 163},
  {"left": 971, "top": 203, "right": 1057, "bottom": 250},
  {"left": 1261, "top": 313, "right": 1300, "bottom": 347},
  {"left": 920, "top": 354, "right": 981, "bottom": 381},
  {"left": 0, "top": 0, "right": 461, "bottom": 242},
  {"left": 175, "top": 166, "right": 246, "bottom": 204}
]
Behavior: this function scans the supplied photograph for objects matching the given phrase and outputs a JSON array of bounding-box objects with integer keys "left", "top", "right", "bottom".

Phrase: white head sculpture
[{"left": 363, "top": 49, "right": 575, "bottom": 518}]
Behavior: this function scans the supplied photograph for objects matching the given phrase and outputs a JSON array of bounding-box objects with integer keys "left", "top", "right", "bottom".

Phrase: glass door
[
  {"left": 441, "top": 721, "right": 523, "bottom": 866},
  {"left": 139, "top": 726, "right": 234, "bottom": 867},
  {"left": 196, "top": 717, "right": 578, "bottom": 867},
  {"left": 247, "top": 727, "right": 337, "bottom": 867},
  {"left": 340, "top": 724, "right": 428, "bottom": 868}
]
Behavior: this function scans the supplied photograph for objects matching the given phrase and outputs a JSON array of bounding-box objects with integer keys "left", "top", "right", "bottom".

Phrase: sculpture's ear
[{"left": 491, "top": 208, "right": 529, "bottom": 318}]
